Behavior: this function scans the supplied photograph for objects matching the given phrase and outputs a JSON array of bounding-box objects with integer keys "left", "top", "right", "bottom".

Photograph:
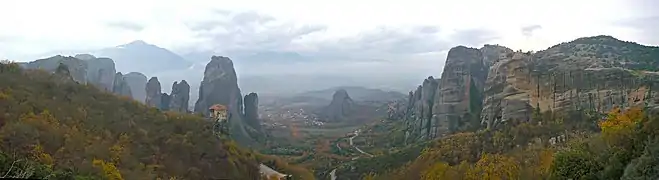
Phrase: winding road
[
  {"left": 330, "top": 128, "right": 373, "bottom": 180},
  {"left": 348, "top": 129, "right": 374, "bottom": 157}
]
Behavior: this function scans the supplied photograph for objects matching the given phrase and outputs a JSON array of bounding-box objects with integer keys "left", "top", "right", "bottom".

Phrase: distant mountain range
[{"left": 94, "top": 40, "right": 192, "bottom": 74}]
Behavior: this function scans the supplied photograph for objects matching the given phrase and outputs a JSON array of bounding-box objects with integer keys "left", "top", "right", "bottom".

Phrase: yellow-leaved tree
[
  {"left": 422, "top": 162, "right": 460, "bottom": 180},
  {"left": 93, "top": 158, "right": 124, "bottom": 180},
  {"left": 598, "top": 106, "right": 644, "bottom": 146},
  {"left": 32, "top": 143, "right": 54, "bottom": 168},
  {"left": 466, "top": 153, "right": 520, "bottom": 180}
]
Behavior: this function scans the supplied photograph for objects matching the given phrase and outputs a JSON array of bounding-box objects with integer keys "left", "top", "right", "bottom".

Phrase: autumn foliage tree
[{"left": 599, "top": 107, "right": 644, "bottom": 146}]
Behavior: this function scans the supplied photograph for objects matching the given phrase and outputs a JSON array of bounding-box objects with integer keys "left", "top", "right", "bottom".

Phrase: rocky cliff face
[
  {"left": 83, "top": 55, "right": 116, "bottom": 92},
  {"left": 432, "top": 46, "right": 488, "bottom": 136},
  {"left": 161, "top": 93, "right": 171, "bottom": 111},
  {"left": 480, "top": 45, "right": 514, "bottom": 68},
  {"left": 194, "top": 56, "right": 259, "bottom": 146},
  {"left": 480, "top": 52, "right": 534, "bottom": 128},
  {"left": 169, "top": 80, "right": 190, "bottom": 112},
  {"left": 243, "top": 93, "right": 262, "bottom": 132},
  {"left": 323, "top": 89, "right": 355, "bottom": 122},
  {"left": 112, "top": 72, "right": 133, "bottom": 97},
  {"left": 480, "top": 36, "right": 659, "bottom": 129},
  {"left": 21, "top": 55, "right": 88, "bottom": 83},
  {"left": 124, "top": 72, "right": 148, "bottom": 103},
  {"left": 400, "top": 77, "right": 440, "bottom": 141},
  {"left": 145, "top": 77, "right": 162, "bottom": 108},
  {"left": 21, "top": 55, "right": 120, "bottom": 92},
  {"left": 395, "top": 35, "right": 659, "bottom": 141},
  {"left": 73, "top": 54, "right": 96, "bottom": 60},
  {"left": 194, "top": 56, "right": 243, "bottom": 115}
]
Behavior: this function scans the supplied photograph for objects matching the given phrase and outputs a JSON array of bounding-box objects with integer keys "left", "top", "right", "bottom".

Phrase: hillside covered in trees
[{"left": 0, "top": 61, "right": 313, "bottom": 179}]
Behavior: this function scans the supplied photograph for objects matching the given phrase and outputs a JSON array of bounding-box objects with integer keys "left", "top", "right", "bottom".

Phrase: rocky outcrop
[
  {"left": 54, "top": 63, "right": 71, "bottom": 77},
  {"left": 400, "top": 77, "right": 441, "bottom": 140},
  {"left": 480, "top": 52, "right": 533, "bottom": 128},
  {"left": 480, "top": 44, "right": 513, "bottom": 68},
  {"left": 52, "top": 63, "right": 75, "bottom": 82},
  {"left": 393, "top": 47, "right": 512, "bottom": 141},
  {"left": 145, "top": 77, "right": 162, "bottom": 108},
  {"left": 161, "top": 93, "right": 171, "bottom": 111},
  {"left": 169, "top": 80, "right": 190, "bottom": 112},
  {"left": 194, "top": 56, "right": 257, "bottom": 146},
  {"left": 85, "top": 56, "right": 116, "bottom": 92},
  {"left": 396, "top": 35, "right": 659, "bottom": 142},
  {"left": 433, "top": 46, "right": 488, "bottom": 136},
  {"left": 480, "top": 36, "right": 659, "bottom": 129},
  {"left": 21, "top": 55, "right": 88, "bottom": 83},
  {"left": 74, "top": 54, "right": 96, "bottom": 60},
  {"left": 123, "top": 72, "right": 148, "bottom": 103},
  {"left": 194, "top": 56, "right": 243, "bottom": 115},
  {"left": 112, "top": 72, "right": 132, "bottom": 97},
  {"left": 21, "top": 55, "right": 119, "bottom": 92},
  {"left": 243, "top": 93, "right": 262, "bottom": 132},
  {"left": 323, "top": 89, "right": 355, "bottom": 122}
]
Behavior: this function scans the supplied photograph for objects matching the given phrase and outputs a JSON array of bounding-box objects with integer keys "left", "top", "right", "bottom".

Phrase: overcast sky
[{"left": 1, "top": 0, "right": 658, "bottom": 79}]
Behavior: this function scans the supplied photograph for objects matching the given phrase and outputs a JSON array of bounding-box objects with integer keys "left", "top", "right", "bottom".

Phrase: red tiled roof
[{"left": 209, "top": 104, "right": 227, "bottom": 111}]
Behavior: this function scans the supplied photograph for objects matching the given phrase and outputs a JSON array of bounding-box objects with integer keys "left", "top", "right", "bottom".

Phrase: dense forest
[{"left": 0, "top": 61, "right": 312, "bottom": 179}]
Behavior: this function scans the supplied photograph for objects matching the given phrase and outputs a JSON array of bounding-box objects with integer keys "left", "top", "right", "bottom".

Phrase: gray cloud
[
  {"left": 185, "top": 10, "right": 326, "bottom": 54},
  {"left": 106, "top": 21, "right": 144, "bottom": 32},
  {"left": 616, "top": 16, "right": 659, "bottom": 45},
  {"left": 305, "top": 26, "right": 451, "bottom": 61},
  {"left": 180, "top": 10, "right": 499, "bottom": 69},
  {"left": 521, "top": 25, "right": 542, "bottom": 37},
  {"left": 447, "top": 28, "right": 501, "bottom": 48}
]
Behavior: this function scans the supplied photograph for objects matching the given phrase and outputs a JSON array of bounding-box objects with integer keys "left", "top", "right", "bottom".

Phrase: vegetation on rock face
[
  {"left": 0, "top": 62, "right": 314, "bottom": 179},
  {"left": 539, "top": 35, "right": 659, "bottom": 71}
]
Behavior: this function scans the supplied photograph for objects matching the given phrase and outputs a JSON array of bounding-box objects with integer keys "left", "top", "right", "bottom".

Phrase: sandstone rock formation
[
  {"left": 169, "top": 80, "right": 190, "bottom": 112},
  {"left": 145, "top": 77, "right": 162, "bottom": 108},
  {"left": 73, "top": 54, "right": 96, "bottom": 60},
  {"left": 21, "top": 55, "right": 88, "bottom": 83},
  {"left": 123, "top": 72, "right": 148, "bottom": 103},
  {"left": 194, "top": 56, "right": 243, "bottom": 115},
  {"left": 112, "top": 72, "right": 132, "bottom": 97},
  {"left": 53, "top": 63, "right": 74, "bottom": 82},
  {"left": 55, "top": 63, "right": 71, "bottom": 77},
  {"left": 243, "top": 93, "right": 261, "bottom": 132},
  {"left": 480, "top": 36, "right": 659, "bottom": 129},
  {"left": 323, "top": 89, "right": 355, "bottom": 122},
  {"left": 396, "top": 35, "right": 659, "bottom": 142},
  {"left": 433, "top": 46, "right": 488, "bottom": 136},
  {"left": 21, "top": 55, "right": 120, "bottom": 92},
  {"left": 480, "top": 52, "right": 533, "bottom": 128},
  {"left": 403, "top": 77, "right": 440, "bottom": 140},
  {"left": 480, "top": 44, "right": 513, "bottom": 68},
  {"left": 194, "top": 56, "right": 258, "bottom": 146},
  {"left": 83, "top": 55, "right": 116, "bottom": 92},
  {"left": 161, "top": 93, "right": 171, "bottom": 111}
]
